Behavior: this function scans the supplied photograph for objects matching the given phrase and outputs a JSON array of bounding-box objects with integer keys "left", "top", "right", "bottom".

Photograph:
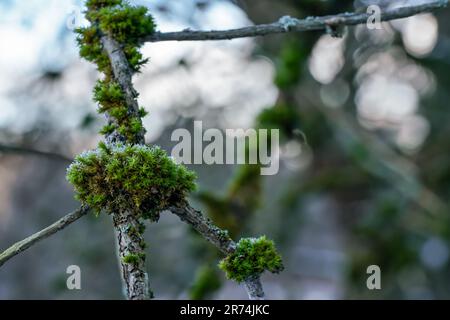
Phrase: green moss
[
  {"left": 94, "top": 80, "right": 124, "bottom": 105},
  {"left": 274, "top": 38, "right": 308, "bottom": 89},
  {"left": 86, "top": 0, "right": 121, "bottom": 10},
  {"left": 96, "top": 5, "right": 155, "bottom": 44},
  {"left": 137, "top": 222, "right": 146, "bottom": 234},
  {"left": 67, "top": 143, "right": 197, "bottom": 221},
  {"left": 76, "top": 26, "right": 111, "bottom": 74},
  {"left": 100, "top": 123, "right": 116, "bottom": 135},
  {"left": 219, "top": 236, "right": 284, "bottom": 282},
  {"left": 75, "top": 0, "right": 156, "bottom": 139},
  {"left": 138, "top": 107, "right": 148, "bottom": 118},
  {"left": 93, "top": 79, "right": 146, "bottom": 142},
  {"left": 77, "top": 0, "right": 156, "bottom": 74},
  {"left": 122, "top": 252, "right": 146, "bottom": 264},
  {"left": 81, "top": 0, "right": 156, "bottom": 72}
]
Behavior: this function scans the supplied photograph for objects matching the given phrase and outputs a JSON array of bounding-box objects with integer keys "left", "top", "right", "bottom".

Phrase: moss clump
[
  {"left": 123, "top": 252, "right": 146, "bottom": 264},
  {"left": 78, "top": 0, "right": 156, "bottom": 73},
  {"left": 93, "top": 79, "right": 146, "bottom": 142},
  {"left": 66, "top": 142, "right": 197, "bottom": 221},
  {"left": 75, "top": 0, "right": 155, "bottom": 141},
  {"left": 95, "top": 5, "right": 155, "bottom": 46},
  {"left": 219, "top": 236, "right": 284, "bottom": 282}
]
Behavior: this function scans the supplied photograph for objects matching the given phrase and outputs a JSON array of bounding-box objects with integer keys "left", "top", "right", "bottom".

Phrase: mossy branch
[
  {"left": 74, "top": 0, "right": 159, "bottom": 299},
  {"left": 100, "top": 35, "right": 145, "bottom": 144},
  {"left": 169, "top": 204, "right": 283, "bottom": 300},
  {"left": 5, "top": 0, "right": 444, "bottom": 299},
  {"left": 143, "top": 0, "right": 448, "bottom": 42},
  {"left": 0, "top": 206, "right": 90, "bottom": 267}
]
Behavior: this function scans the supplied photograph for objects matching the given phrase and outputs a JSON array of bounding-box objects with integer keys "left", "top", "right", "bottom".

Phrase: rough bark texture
[
  {"left": 143, "top": 0, "right": 447, "bottom": 42},
  {"left": 169, "top": 204, "right": 236, "bottom": 255},
  {"left": 243, "top": 275, "right": 265, "bottom": 300},
  {"left": 0, "top": 206, "right": 90, "bottom": 267},
  {"left": 101, "top": 35, "right": 145, "bottom": 145},
  {"left": 169, "top": 204, "right": 266, "bottom": 300},
  {"left": 113, "top": 211, "right": 150, "bottom": 300}
]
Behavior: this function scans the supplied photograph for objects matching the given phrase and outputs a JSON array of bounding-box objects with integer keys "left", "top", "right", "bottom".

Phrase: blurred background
[{"left": 1, "top": 0, "right": 450, "bottom": 299}]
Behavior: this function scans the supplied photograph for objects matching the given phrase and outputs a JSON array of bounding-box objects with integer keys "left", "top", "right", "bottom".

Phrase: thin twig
[
  {"left": 0, "top": 206, "right": 90, "bottom": 267},
  {"left": 0, "top": 144, "right": 72, "bottom": 163},
  {"left": 169, "top": 204, "right": 265, "bottom": 300},
  {"left": 143, "top": 0, "right": 448, "bottom": 42}
]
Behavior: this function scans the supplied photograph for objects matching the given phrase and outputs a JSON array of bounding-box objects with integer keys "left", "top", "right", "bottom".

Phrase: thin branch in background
[
  {"left": 169, "top": 204, "right": 265, "bottom": 300},
  {"left": 0, "top": 144, "right": 73, "bottom": 163},
  {"left": 143, "top": 0, "right": 448, "bottom": 42},
  {"left": 0, "top": 206, "right": 90, "bottom": 267}
]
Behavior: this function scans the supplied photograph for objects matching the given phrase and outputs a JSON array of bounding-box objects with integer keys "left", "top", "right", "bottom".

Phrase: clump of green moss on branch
[
  {"left": 123, "top": 252, "right": 146, "bottom": 265},
  {"left": 66, "top": 142, "right": 196, "bottom": 221},
  {"left": 219, "top": 236, "right": 284, "bottom": 282}
]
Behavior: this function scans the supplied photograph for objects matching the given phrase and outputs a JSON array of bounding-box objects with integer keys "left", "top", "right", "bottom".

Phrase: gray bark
[
  {"left": 0, "top": 206, "right": 90, "bottom": 267},
  {"left": 143, "top": 0, "right": 447, "bottom": 42},
  {"left": 99, "top": 34, "right": 150, "bottom": 299},
  {"left": 113, "top": 211, "right": 150, "bottom": 300}
]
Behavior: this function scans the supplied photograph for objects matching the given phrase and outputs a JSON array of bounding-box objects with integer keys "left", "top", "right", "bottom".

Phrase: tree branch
[
  {"left": 98, "top": 34, "right": 149, "bottom": 299},
  {"left": 0, "top": 206, "right": 90, "bottom": 267},
  {"left": 143, "top": 0, "right": 448, "bottom": 42},
  {"left": 169, "top": 204, "right": 265, "bottom": 300},
  {"left": 299, "top": 91, "right": 449, "bottom": 217},
  {"left": 0, "top": 144, "right": 72, "bottom": 163}
]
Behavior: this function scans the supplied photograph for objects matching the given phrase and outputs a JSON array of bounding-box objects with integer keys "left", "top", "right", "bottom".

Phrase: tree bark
[
  {"left": 100, "top": 34, "right": 149, "bottom": 299},
  {"left": 113, "top": 211, "right": 150, "bottom": 300},
  {"left": 169, "top": 204, "right": 266, "bottom": 300},
  {"left": 0, "top": 206, "right": 90, "bottom": 267}
]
